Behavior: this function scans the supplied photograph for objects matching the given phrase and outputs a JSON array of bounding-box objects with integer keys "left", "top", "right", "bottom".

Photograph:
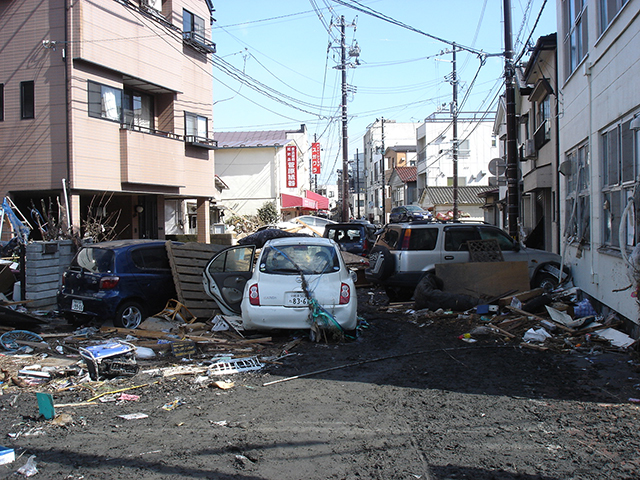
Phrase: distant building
[
  {"left": 389, "top": 166, "right": 418, "bottom": 208},
  {"left": 214, "top": 126, "right": 328, "bottom": 220},
  {"left": 416, "top": 111, "right": 498, "bottom": 200},
  {"left": 362, "top": 120, "right": 421, "bottom": 223}
]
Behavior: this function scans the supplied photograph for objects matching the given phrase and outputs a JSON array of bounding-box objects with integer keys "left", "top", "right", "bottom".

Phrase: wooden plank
[
  {"left": 498, "top": 288, "right": 544, "bottom": 307},
  {"left": 435, "top": 261, "right": 530, "bottom": 298},
  {"left": 166, "top": 242, "right": 227, "bottom": 322}
]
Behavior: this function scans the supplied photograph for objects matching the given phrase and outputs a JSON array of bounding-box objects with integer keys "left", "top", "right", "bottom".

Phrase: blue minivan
[{"left": 57, "top": 240, "right": 178, "bottom": 329}]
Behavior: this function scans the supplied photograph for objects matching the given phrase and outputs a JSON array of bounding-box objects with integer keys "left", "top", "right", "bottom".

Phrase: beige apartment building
[{"left": 0, "top": 0, "right": 218, "bottom": 242}]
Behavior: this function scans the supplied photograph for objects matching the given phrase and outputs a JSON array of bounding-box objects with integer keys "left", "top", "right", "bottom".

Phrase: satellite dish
[{"left": 488, "top": 158, "right": 506, "bottom": 176}]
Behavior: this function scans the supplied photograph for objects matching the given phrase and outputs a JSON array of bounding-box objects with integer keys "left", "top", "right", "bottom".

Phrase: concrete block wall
[{"left": 25, "top": 240, "right": 75, "bottom": 309}]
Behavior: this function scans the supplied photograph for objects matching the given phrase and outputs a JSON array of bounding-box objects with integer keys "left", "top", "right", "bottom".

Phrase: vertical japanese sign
[
  {"left": 286, "top": 145, "right": 297, "bottom": 188},
  {"left": 311, "top": 142, "right": 321, "bottom": 175}
]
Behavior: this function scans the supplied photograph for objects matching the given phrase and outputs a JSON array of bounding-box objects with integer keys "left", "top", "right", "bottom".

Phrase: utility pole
[
  {"left": 340, "top": 15, "right": 350, "bottom": 222},
  {"left": 451, "top": 44, "right": 459, "bottom": 222},
  {"left": 380, "top": 117, "right": 386, "bottom": 223},
  {"left": 503, "top": 0, "right": 519, "bottom": 238},
  {"left": 356, "top": 148, "right": 361, "bottom": 219}
]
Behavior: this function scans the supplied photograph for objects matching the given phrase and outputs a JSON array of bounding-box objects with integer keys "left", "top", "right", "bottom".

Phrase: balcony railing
[
  {"left": 183, "top": 31, "right": 216, "bottom": 54},
  {"left": 120, "top": 123, "right": 217, "bottom": 149},
  {"left": 185, "top": 135, "right": 217, "bottom": 149}
]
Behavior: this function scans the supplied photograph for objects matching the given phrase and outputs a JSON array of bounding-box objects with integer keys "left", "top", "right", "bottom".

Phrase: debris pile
[{"left": 386, "top": 286, "right": 637, "bottom": 354}]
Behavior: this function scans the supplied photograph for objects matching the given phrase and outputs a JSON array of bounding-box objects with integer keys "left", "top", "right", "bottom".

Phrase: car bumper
[
  {"left": 241, "top": 301, "right": 358, "bottom": 331},
  {"left": 57, "top": 291, "right": 120, "bottom": 320}
]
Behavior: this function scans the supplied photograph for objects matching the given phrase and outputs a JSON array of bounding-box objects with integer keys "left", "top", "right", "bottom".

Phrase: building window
[
  {"left": 88, "top": 81, "right": 122, "bottom": 122},
  {"left": 602, "top": 120, "right": 636, "bottom": 248},
  {"left": 599, "top": 0, "right": 628, "bottom": 34},
  {"left": 562, "top": 0, "right": 588, "bottom": 79},
  {"left": 184, "top": 112, "right": 208, "bottom": 140},
  {"left": 183, "top": 9, "right": 215, "bottom": 54},
  {"left": 20, "top": 81, "right": 35, "bottom": 119},
  {"left": 123, "top": 90, "right": 154, "bottom": 131},
  {"left": 564, "top": 142, "right": 590, "bottom": 245},
  {"left": 0, "top": 83, "right": 4, "bottom": 121}
]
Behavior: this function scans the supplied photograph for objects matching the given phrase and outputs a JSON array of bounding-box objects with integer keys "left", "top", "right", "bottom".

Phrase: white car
[{"left": 203, "top": 237, "right": 358, "bottom": 334}]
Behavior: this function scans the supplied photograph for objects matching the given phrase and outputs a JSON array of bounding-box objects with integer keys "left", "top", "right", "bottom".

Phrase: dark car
[
  {"left": 389, "top": 205, "right": 429, "bottom": 223},
  {"left": 323, "top": 222, "right": 378, "bottom": 256},
  {"left": 57, "top": 240, "right": 178, "bottom": 329}
]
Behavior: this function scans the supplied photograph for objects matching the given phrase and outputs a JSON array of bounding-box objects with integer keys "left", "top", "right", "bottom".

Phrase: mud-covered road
[{"left": 2, "top": 288, "right": 640, "bottom": 479}]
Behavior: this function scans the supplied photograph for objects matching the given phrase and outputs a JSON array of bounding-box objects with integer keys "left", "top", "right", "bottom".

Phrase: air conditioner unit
[{"left": 524, "top": 139, "right": 537, "bottom": 159}]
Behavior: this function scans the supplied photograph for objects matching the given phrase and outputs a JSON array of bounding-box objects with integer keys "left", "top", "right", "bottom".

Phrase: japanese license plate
[
  {"left": 285, "top": 292, "right": 308, "bottom": 307},
  {"left": 71, "top": 299, "right": 84, "bottom": 312}
]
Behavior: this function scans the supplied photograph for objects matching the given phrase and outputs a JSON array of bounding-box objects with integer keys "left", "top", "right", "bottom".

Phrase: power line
[{"left": 330, "top": 0, "right": 497, "bottom": 57}]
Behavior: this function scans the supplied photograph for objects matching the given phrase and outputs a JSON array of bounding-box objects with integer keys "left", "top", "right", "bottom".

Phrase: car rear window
[
  {"left": 326, "top": 228, "right": 362, "bottom": 242},
  {"left": 260, "top": 244, "right": 339, "bottom": 275},
  {"left": 72, "top": 248, "right": 115, "bottom": 273},
  {"left": 130, "top": 246, "right": 171, "bottom": 270},
  {"left": 406, "top": 228, "right": 438, "bottom": 250}
]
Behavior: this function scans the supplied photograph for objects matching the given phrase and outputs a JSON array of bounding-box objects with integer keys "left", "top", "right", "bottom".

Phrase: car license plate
[
  {"left": 71, "top": 299, "right": 84, "bottom": 312},
  {"left": 285, "top": 292, "right": 308, "bottom": 307}
]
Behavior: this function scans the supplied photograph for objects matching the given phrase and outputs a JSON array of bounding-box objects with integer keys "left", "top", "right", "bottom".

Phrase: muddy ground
[{"left": 2, "top": 288, "right": 640, "bottom": 480}]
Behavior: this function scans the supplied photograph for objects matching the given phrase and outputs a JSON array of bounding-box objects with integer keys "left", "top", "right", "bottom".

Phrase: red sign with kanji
[
  {"left": 286, "top": 145, "right": 297, "bottom": 188},
  {"left": 311, "top": 142, "right": 321, "bottom": 174}
]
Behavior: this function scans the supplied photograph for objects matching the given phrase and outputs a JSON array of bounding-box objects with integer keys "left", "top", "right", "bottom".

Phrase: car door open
[{"left": 203, "top": 246, "right": 256, "bottom": 315}]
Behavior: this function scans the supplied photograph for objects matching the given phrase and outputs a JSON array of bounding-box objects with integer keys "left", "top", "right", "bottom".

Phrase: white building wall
[{"left": 557, "top": 0, "right": 640, "bottom": 326}]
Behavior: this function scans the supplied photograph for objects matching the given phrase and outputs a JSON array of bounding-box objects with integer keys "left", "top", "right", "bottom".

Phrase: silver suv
[{"left": 365, "top": 221, "right": 569, "bottom": 302}]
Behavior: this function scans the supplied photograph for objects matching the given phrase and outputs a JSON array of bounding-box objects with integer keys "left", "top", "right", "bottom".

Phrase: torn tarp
[{"left": 414, "top": 274, "right": 481, "bottom": 312}]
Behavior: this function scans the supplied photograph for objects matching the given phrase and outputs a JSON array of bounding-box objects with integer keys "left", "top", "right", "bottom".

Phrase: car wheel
[
  {"left": 385, "top": 286, "right": 413, "bottom": 302},
  {"left": 367, "top": 246, "right": 396, "bottom": 282},
  {"left": 533, "top": 272, "right": 559, "bottom": 293},
  {"left": 114, "top": 301, "right": 145, "bottom": 329}
]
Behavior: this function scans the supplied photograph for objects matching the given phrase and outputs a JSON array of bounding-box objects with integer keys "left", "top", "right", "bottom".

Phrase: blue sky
[{"left": 210, "top": 1, "right": 557, "bottom": 185}]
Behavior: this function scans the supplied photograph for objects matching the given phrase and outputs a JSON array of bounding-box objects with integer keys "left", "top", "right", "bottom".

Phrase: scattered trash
[
  {"left": 208, "top": 356, "right": 263, "bottom": 375},
  {"left": 523, "top": 328, "right": 552, "bottom": 343},
  {"left": 50, "top": 413, "right": 73, "bottom": 426},
  {"left": 0, "top": 446, "right": 15, "bottom": 465},
  {"left": 162, "top": 399, "right": 185, "bottom": 411},
  {"left": 134, "top": 346, "right": 156, "bottom": 359},
  {"left": 118, "top": 413, "right": 149, "bottom": 420},
  {"left": 458, "top": 333, "right": 477, "bottom": 343},
  {"left": 210, "top": 315, "right": 230, "bottom": 331},
  {"left": 211, "top": 380, "right": 234, "bottom": 390},
  {"left": 593, "top": 328, "right": 635, "bottom": 349},
  {"left": 79, "top": 341, "right": 138, "bottom": 381},
  {"left": 36, "top": 392, "right": 55, "bottom": 420},
  {"left": 119, "top": 393, "right": 140, "bottom": 401},
  {"left": 16, "top": 455, "right": 38, "bottom": 477},
  {"left": 0, "top": 330, "right": 45, "bottom": 352}
]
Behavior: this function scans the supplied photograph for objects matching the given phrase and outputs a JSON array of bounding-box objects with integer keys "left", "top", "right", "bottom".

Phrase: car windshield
[
  {"left": 72, "top": 248, "right": 115, "bottom": 273},
  {"left": 259, "top": 244, "right": 339, "bottom": 275},
  {"left": 405, "top": 205, "right": 423, "bottom": 212}
]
